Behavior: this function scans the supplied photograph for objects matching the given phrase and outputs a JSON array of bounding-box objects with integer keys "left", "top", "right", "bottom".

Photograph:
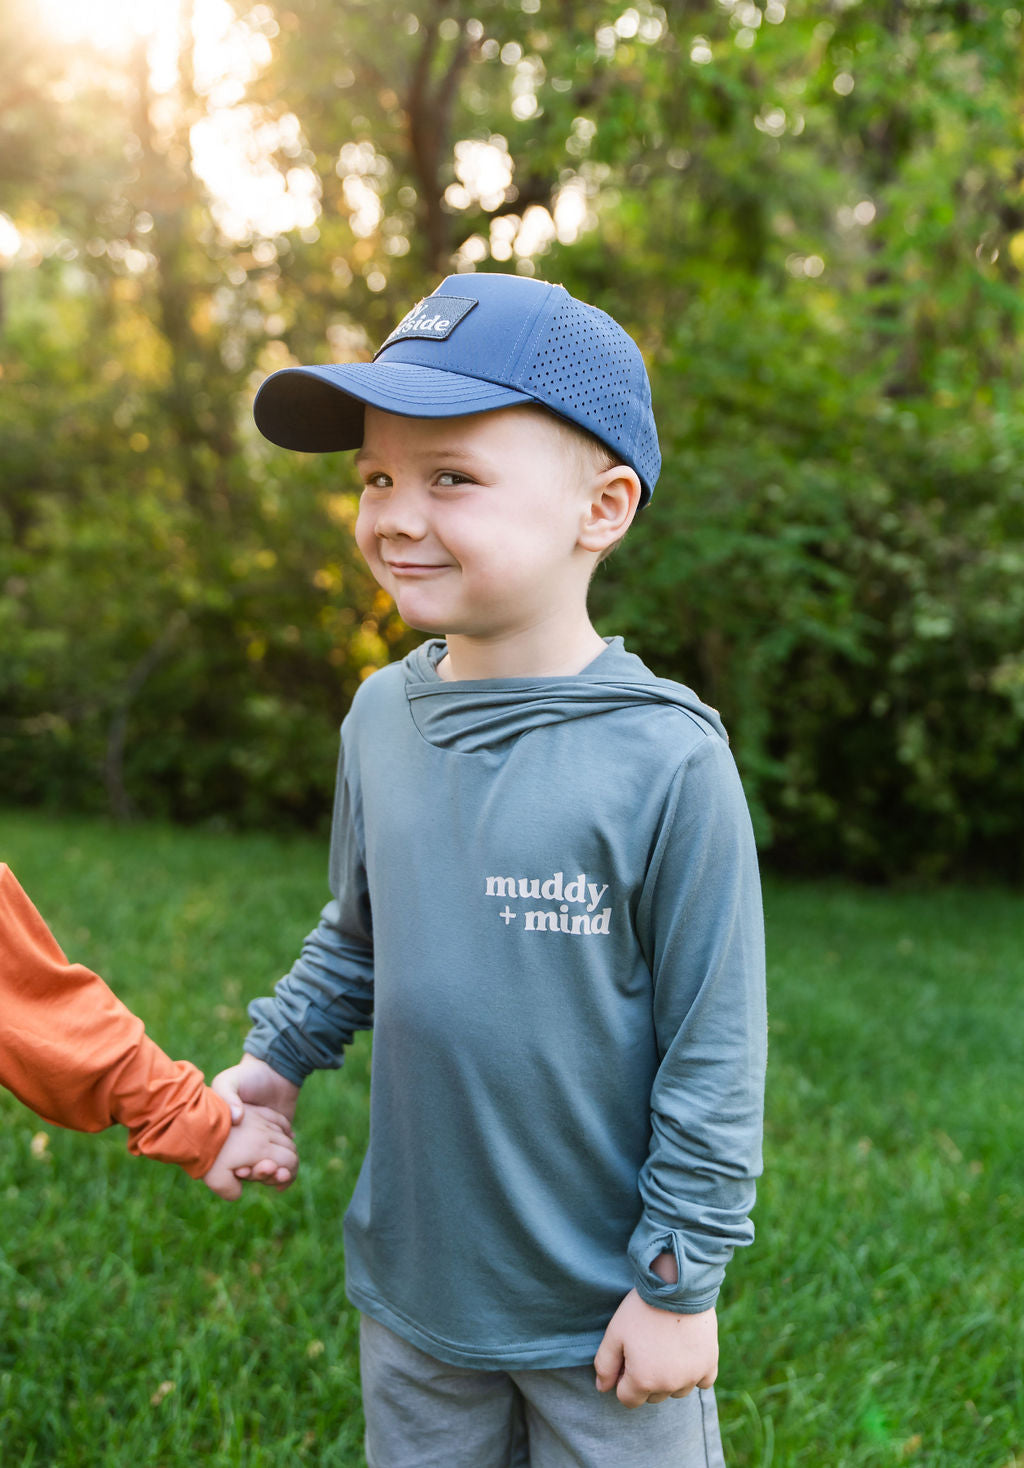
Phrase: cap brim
[{"left": 253, "top": 361, "right": 535, "bottom": 452}]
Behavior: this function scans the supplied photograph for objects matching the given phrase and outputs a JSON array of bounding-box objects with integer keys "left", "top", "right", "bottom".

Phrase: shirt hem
[{"left": 348, "top": 1282, "right": 606, "bottom": 1371}]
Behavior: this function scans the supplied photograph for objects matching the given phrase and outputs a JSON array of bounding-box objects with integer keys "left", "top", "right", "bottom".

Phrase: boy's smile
[{"left": 354, "top": 405, "right": 607, "bottom": 677}]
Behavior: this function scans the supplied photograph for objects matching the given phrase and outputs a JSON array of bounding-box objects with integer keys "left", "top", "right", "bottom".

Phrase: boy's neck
[{"left": 437, "top": 620, "right": 608, "bottom": 682}]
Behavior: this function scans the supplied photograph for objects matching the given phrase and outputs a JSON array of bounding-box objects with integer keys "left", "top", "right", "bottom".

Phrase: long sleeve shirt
[
  {"left": 0, "top": 864, "right": 230, "bottom": 1176},
  {"left": 246, "top": 638, "right": 767, "bottom": 1368}
]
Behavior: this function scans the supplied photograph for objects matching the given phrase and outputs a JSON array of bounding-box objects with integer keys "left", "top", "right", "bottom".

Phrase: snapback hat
[{"left": 253, "top": 273, "right": 661, "bottom": 504}]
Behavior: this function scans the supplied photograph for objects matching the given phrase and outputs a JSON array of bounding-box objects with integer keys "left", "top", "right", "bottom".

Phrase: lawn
[{"left": 1, "top": 810, "right": 1021, "bottom": 1466}]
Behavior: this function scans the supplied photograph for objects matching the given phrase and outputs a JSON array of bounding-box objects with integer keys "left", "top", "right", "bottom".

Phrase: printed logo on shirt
[
  {"left": 377, "top": 295, "right": 478, "bottom": 352},
  {"left": 484, "top": 871, "right": 612, "bottom": 936}
]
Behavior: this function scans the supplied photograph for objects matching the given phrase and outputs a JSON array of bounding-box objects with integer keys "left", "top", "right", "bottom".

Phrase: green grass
[{"left": 1, "top": 810, "right": 1022, "bottom": 1467}]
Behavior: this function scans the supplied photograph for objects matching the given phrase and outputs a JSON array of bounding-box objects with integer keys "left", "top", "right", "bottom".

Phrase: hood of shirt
[{"left": 401, "top": 638, "right": 728, "bottom": 754}]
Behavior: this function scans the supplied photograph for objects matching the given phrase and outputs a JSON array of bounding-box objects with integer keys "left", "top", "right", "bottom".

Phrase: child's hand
[
  {"left": 202, "top": 1103, "right": 298, "bottom": 1201},
  {"left": 594, "top": 1295, "right": 718, "bottom": 1409},
  {"left": 211, "top": 1054, "right": 301, "bottom": 1186},
  {"left": 213, "top": 1053, "right": 301, "bottom": 1123}
]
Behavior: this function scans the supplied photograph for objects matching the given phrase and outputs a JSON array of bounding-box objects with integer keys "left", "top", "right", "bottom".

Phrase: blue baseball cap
[{"left": 253, "top": 273, "right": 661, "bottom": 504}]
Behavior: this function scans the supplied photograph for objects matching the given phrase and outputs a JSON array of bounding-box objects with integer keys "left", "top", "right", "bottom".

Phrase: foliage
[
  {"left": 594, "top": 287, "right": 1024, "bottom": 878},
  {"left": 1, "top": 0, "right": 1023, "bottom": 874},
  {"left": 2, "top": 813, "right": 1023, "bottom": 1464}
]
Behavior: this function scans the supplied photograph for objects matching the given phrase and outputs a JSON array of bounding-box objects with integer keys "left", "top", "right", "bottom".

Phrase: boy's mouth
[{"left": 384, "top": 560, "right": 449, "bottom": 575}]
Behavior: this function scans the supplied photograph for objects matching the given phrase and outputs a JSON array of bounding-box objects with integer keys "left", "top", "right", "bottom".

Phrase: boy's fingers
[
  {"left": 615, "top": 1373, "right": 647, "bottom": 1409},
  {"left": 203, "top": 1170, "right": 242, "bottom": 1201},
  {"left": 245, "top": 1154, "right": 298, "bottom": 1185},
  {"left": 243, "top": 1103, "right": 294, "bottom": 1136},
  {"left": 211, "top": 1070, "right": 244, "bottom": 1117},
  {"left": 593, "top": 1341, "right": 623, "bottom": 1394},
  {"left": 248, "top": 1158, "right": 282, "bottom": 1181}
]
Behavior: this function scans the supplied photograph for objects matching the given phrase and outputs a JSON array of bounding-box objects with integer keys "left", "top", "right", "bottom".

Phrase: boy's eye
[
  {"left": 436, "top": 471, "right": 472, "bottom": 487},
  {"left": 363, "top": 472, "right": 392, "bottom": 489}
]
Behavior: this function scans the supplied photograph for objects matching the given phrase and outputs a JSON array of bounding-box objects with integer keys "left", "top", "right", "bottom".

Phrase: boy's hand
[
  {"left": 594, "top": 1296, "right": 718, "bottom": 1408},
  {"left": 213, "top": 1053, "right": 301, "bottom": 1122},
  {"left": 212, "top": 1055, "right": 301, "bottom": 1185},
  {"left": 202, "top": 1103, "right": 298, "bottom": 1201}
]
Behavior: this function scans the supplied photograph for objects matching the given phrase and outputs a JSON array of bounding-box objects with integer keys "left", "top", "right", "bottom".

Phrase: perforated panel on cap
[{"left": 519, "top": 295, "right": 661, "bottom": 496}]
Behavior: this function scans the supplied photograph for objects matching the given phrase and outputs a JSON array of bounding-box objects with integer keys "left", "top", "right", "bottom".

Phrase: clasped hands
[{"left": 202, "top": 1053, "right": 301, "bottom": 1201}]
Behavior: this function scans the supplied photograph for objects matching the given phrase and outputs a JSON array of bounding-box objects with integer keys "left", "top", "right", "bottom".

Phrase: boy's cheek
[{"left": 353, "top": 517, "right": 378, "bottom": 569}]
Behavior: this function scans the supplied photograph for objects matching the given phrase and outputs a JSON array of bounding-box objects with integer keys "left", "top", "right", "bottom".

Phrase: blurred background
[{"left": 2, "top": 0, "right": 1022, "bottom": 882}]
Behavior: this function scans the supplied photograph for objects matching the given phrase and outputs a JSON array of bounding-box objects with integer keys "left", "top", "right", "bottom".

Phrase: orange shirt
[{"left": 0, "top": 863, "right": 230, "bottom": 1177}]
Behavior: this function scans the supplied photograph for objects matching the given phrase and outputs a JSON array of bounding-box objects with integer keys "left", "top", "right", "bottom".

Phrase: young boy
[
  {"left": 216, "top": 273, "right": 766, "bottom": 1465},
  {"left": 0, "top": 863, "right": 297, "bottom": 1199}
]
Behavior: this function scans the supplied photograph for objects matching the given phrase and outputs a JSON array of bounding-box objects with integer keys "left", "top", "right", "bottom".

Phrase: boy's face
[{"left": 354, "top": 405, "right": 597, "bottom": 646}]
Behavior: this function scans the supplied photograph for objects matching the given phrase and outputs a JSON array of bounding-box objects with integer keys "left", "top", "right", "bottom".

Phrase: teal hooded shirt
[{"left": 246, "top": 638, "right": 766, "bottom": 1370}]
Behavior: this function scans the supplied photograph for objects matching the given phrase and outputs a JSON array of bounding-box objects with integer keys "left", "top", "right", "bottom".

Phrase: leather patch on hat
[{"left": 377, "top": 295, "right": 478, "bottom": 353}]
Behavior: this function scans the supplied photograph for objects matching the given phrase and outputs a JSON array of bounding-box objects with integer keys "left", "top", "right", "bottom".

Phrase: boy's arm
[
  {"left": 0, "top": 864, "right": 231, "bottom": 1178},
  {"left": 239, "top": 891, "right": 376, "bottom": 1088},
  {"left": 217, "top": 738, "right": 376, "bottom": 1096},
  {"left": 627, "top": 735, "right": 767, "bottom": 1313},
  {"left": 594, "top": 736, "right": 764, "bottom": 1403}
]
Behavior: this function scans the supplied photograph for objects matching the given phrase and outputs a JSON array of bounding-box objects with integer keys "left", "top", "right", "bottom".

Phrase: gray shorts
[{"left": 360, "top": 1314, "right": 727, "bottom": 1468}]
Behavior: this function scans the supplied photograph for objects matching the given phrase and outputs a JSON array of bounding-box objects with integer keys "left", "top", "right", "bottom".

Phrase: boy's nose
[{"left": 374, "top": 488, "right": 428, "bottom": 541}]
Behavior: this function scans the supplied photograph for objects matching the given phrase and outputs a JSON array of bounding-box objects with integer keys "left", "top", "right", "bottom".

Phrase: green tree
[{"left": 2, "top": 0, "right": 1023, "bottom": 875}]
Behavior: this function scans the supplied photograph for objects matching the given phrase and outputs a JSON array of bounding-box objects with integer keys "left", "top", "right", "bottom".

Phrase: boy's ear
[{"left": 578, "top": 465, "right": 643, "bottom": 553}]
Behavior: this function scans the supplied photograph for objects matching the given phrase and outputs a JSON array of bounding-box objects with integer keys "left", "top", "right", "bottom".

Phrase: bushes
[
  {"left": 6, "top": 376, "right": 1022, "bottom": 878},
  {"left": 3, "top": 0, "right": 1023, "bottom": 878},
  {"left": 4, "top": 272, "right": 1024, "bottom": 876},
  {"left": 0, "top": 446, "right": 414, "bottom": 832},
  {"left": 593, "top": 292, "right": 1024, "bottom": 879}
]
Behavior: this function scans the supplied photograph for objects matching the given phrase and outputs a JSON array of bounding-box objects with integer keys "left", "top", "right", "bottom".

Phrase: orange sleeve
[{"left": 0, "top": 864, "right": 231, "bottom": 1177}]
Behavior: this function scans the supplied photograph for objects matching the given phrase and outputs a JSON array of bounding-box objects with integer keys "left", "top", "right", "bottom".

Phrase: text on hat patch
[{"left": 377, "top": 294, "right": 478, "bottom": 353}]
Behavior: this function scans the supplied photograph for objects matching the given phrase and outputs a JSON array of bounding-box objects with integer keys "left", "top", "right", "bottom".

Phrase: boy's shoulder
[
  {"left": 581, "top": 638, "right": 729, "bottom": 743},
  {"left": 345, "top": 650, "right": 419, "bottom": 718},
  {"left": 341, "top": 642, "right": 438, "bottom": 744}
]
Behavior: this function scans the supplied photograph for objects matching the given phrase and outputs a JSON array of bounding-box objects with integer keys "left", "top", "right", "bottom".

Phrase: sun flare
[
  {"left": 35, "top": 0, "right": 176, "bottom": 52},
  {"left": 26, "top": 0, "right": 316, "bottom": 243}
]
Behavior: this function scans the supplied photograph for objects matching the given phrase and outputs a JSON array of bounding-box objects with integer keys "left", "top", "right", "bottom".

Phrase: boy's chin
[
  {"left": 396, "top": 609, "right": 447, "bottom": 636},
  {"left": 380, "top": 589, "right": 442, "bottom": 636}
]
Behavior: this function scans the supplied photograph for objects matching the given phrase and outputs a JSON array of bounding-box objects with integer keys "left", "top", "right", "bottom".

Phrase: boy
[
  {"left": 0, "top": 863, "right": 297, "bottom": 1199},
  {"left": 216, "top": 273, "right": 766, "bottom": 1465}
]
